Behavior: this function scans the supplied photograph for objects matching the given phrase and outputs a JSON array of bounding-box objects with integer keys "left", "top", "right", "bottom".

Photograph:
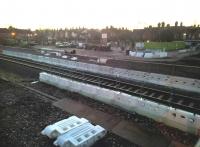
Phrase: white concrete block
[
  {"left": 41, "top": 116, "right": 89, "bottom": 138},
  {"left": 54, "top": 123, "right": 106, "bottom": 147},
  {"left": 39, "top": 72, "right": 200, "bottom": 135}
]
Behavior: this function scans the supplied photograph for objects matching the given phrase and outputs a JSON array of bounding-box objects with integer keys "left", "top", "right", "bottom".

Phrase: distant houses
[
  {"left": 0, "top": 25, "right": 200, "bottom": 49},
  {"left": 0, "top": 27, "right": 32, "bottom": 46}
]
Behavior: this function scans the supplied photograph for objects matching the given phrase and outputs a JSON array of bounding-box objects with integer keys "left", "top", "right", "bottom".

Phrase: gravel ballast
[{"left": 0, "top": 79, "right": 139, "bottom": 147}]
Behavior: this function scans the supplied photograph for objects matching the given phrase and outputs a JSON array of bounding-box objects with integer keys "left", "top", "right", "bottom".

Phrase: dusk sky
[{"left": 0, "top": 0, "right": 200, "bottom": 30}]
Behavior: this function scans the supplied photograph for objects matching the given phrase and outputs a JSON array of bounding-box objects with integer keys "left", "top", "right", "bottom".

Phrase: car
[
  {"left": 71, "top": 57, "right": 78, "bottom": 61},
  {"left": 62, "top": 55, "right": 68, "bottom": 59}
]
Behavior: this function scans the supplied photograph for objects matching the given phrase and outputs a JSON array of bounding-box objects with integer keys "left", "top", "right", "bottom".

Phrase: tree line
[{"left": 1, "top": 22, "right": 200, "bottom": 46}]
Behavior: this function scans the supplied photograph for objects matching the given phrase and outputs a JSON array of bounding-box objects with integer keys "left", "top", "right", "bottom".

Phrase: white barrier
[
  {"left": 39, "top": 72, "right": 200, "bottom": 135},
  {"left": 41, "top": 115, "right": 106, "bottom": 147},
  {"left": 41, "top": 116, "right": 89, "bottom": 138},
  {"left": 195, "top": 139, "right": 200, "bottom": 147},
  {"left": 54, "top": 123, "right": 106, "bottom": 147},
  {"left": 144, "top": 52, "right": 153, "bottom": 58}
]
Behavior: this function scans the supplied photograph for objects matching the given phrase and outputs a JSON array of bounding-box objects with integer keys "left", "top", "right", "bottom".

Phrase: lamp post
[
  {"left": 183, "top": 33, "right": 187, "bottom": 40},
  {"left": 11, "top": 32, "right": 16, "bottom": 45},
  {"left": 11, "top": 32, "right": 16, "bottom": 38}
]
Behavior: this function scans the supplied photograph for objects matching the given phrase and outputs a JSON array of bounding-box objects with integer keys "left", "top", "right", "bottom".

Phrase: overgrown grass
[{"left": 144, "top": 41, "right": 185, "bottom": 51}]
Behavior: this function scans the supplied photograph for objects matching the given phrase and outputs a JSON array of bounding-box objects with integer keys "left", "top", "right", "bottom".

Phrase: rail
[{"left": 0, "top": 54, "right": 200, "bottom": 114}]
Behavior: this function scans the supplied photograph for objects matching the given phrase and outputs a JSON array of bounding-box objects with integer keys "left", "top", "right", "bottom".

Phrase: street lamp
[
  {"left": 183, "top": 33, "right": 187, "bottom": 40},
  {"left": 11, "top": 32, "right": 16, "bottom": 37}
]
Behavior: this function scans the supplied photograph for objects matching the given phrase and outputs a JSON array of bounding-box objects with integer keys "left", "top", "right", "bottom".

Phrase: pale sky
[{"left": 0, "top": 0, "right": 200, "bottom": 30}]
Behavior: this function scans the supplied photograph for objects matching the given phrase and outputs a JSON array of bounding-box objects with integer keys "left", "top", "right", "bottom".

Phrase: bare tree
[
  {"left": 175, "top": 21, "right": 178, "bottom": 27},
  {"left": 158, "top": 22, "right": 161, "bottom": 28},
  {"left": 161, "top": 22, "right": 165, "bottom": 27}
]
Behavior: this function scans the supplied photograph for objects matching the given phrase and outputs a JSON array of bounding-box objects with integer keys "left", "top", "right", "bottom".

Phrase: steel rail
[{"left": 0, "top": 54, "right": 200, "bottom": 114}]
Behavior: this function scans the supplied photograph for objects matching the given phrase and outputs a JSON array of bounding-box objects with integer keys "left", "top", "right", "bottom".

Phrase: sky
[{"left": 0, "top": 0, "right": 200, "bottom": 30}]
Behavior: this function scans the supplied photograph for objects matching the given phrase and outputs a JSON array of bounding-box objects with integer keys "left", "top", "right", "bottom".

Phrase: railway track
[
  {"left": 0, "top": 78, "right": 60, "bottom": 102},
  {"left": 117, "top": 57, "right": 200, "bottom": 68},
  {"left": 1, "top": 46, "right": 200, "bottom": 79},
  {"left": 108, "top": 58, "right": 200, "bottom": 79},
  {"left": 19, "top": 83, "right": 60, "bottom": 102},
  {"left": 0, "top": 54, "right": 200, "bottom": 114}
]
